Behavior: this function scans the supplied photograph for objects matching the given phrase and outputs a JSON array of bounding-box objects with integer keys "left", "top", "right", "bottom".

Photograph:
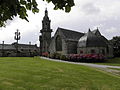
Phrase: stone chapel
[{"left": 39, "top": 9, "right": 113, "bottom": 58}]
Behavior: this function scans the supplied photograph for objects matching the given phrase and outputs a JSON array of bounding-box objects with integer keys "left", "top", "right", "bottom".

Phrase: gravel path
[{"left": 41, "top": 57, "right": 120, "bottom": 76}]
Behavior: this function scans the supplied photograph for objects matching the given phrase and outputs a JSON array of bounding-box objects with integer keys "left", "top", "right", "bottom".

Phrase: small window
[
  {"left": 91, "top": 49, "right": 95, "bottom": 54},
  {"left": 102, "top": 49, "right": 105, "bottom": 55},
  {"left": 80, "top": 50, "right": 83, "bottom": 54},
  {"left": 106, "top": 46, "right": 109, "bottom": 53}
]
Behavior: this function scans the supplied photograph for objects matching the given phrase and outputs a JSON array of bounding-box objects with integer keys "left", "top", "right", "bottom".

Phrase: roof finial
[
  {"left": 97, "top": 27, "right": 99, "bottom": 30},
  {"left": 45, "top": 5, "right": 48, "bottom": 16},
  {"left": 88, "top": 28, "right": 91, "bottom": 32}
]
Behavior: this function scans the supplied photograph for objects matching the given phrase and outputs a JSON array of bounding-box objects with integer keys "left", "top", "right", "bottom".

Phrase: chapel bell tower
[{"left": 39, "top": 8, "right": 52, "bottom": 54}]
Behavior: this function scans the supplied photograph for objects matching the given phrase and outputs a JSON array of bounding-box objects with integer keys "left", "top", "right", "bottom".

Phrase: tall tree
[
  {"left": 0, "top": 0, "right": 75, "bottom": 27},
  {"left": 110, "top": 36, "right": 120, "bottom": 57}
]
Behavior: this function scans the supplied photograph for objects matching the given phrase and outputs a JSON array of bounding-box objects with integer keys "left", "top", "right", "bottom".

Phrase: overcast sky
[{"left": 0, "top": 0, "right": 120, "bottom": 46}]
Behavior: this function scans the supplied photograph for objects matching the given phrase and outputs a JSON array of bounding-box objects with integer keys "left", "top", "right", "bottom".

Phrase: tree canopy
[
  {"left": 110, "top": 36, "right": 120, "bottom": 57},
  {"left": 0, "top": 0, "right": 75, "bottom": 27}
]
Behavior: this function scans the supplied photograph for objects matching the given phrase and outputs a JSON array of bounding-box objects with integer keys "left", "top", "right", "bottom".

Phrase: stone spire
[
  {"left": 45, "top": 8, "right": 48, "bottom": 16},
  {"left": 43, "top": 8, "right": 49, "bottom": 21},
  {"left": 39, "top": 9, "right": 52, "bottom": 53},
  {"left": 40, "top": 8, "right": 52, "bottom": 32}
]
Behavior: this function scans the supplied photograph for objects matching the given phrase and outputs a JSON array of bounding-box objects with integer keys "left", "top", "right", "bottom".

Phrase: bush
[
  {"left": 67, "top": 54, "right": 105, "bottom": 62},
  {"left": 60, "top": 55, "right": 67, "bottom": 60},
  {"left": 55, "top": 53, "right": 61, "bottom": 59},
  {"left": 42, "top": 52, "right": 49, "bottom": 57},
  {"left": 68, "top": 54, "right": 82, "bottom": 62},
  {"left": 49, "top": 53, "right": 61, "bottom": 59},
  {"left": 49, "top": 53, "right": 105, "bottom": 63}
]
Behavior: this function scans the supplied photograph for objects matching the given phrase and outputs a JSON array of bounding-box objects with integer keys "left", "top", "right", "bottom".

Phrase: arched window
[
  {"left": 55, "top": 36, "right": 62, "bottom": 51},
  {"left": 102, "top": 49, "right": 105, "bottom": 55},
  {"left": 91, "top": 49, "right": 95, "bottom": 54},
  {"left": 106, "top": 46, "right": 109, "bottom": 53},
  {"left": 80, "top": 50, "right": 83, "bottom": 54}
]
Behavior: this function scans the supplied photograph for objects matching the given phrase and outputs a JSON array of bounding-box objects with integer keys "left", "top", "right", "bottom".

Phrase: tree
[
  {"left": 0, "top": 0, "right": 75, "bottom": 27},
  {"left": 110, "top": 36, "right": 120, "bottom": 57}
]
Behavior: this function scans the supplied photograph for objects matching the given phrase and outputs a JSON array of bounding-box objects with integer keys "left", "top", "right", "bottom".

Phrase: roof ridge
[
  {"left": 58, "top": 27, "right": 84, "bottom": 34},
  {"left": 57, "top": 27, "right": 84, "bottom": 41}
]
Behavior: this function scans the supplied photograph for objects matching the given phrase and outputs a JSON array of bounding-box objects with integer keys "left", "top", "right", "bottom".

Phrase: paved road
[
  {"left": 41, "top": 57, "right": 120, "bottom": 76},
  {"left": 41, "top": 57, "right": 120, "bottom": 69}
]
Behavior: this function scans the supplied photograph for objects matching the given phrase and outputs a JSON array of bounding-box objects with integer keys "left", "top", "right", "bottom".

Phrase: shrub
[
  {"left": 60, "top": 55, "right": 67, "bottom": 60},
  {"left": 49, "top": 53, "right": 61, "bottom": 59},
  {"left": 55, "top": 53, "right": 61, "bottom": 59},
  {"left": 49, "top": 53, "right": 55, "bottom": 59},
  {"left": 49, "top": 53, "right": 105, "bottom": 62},
  {"left": 42, "top": 52, "right": 49, "bottom": 57},
  {"left": 67, "top": 54, "right": 105, "bottom": 62}
]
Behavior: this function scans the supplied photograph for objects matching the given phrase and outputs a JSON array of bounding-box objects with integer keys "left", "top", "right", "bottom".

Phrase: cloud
[
  {"left": 0, "top": 0, "right": 120, "bottom": 45},
  {"left": 103, "top": 27, "right": 120, "bottom": 40},
  {"left": 81, "top": 3, "right": 101, "bottom": 15},
  {"left": 106, "top": 27, "right": 118, "bottom": 33}
]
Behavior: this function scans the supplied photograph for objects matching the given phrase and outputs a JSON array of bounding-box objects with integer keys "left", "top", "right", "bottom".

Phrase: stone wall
[
  {"left": 77, "top": 46, "right": 113, "bottom": 58},
  {"left": 77, "top": 47, "right": 107, "bottom": 56},
  {"left": 107, "top": 45, "right": 113, "bottom": 58},
  {"left": 48, "top": 38, "right": 56, "bottom": 54},
  {"left": 0, "top": 44, "right": 39, "bottom": 57},
  {"left": 48, "top": 30, "right": 68, "bottom": 55},
  {"left": 66, "top": 40, "right": 78, "bottom": 54}
]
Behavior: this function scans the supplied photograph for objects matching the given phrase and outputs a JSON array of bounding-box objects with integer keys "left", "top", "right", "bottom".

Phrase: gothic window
[
  {"left": 45, "top": 23, "right": 47, "bottom": 26},
  {"left": 106, "top": 46, "right": 109, "bottom": 53},
  {"left": 102, "top": 49, "right": 105, "bottom": 55},
  {"left": 91, "top": 49, "right": 95, "bottom": 54},
  {"left": 80, "top": 50, "right": 83, "bottom": 54},
  {"left": 56, "top": 36, "right": 62, "bottom": 51}
]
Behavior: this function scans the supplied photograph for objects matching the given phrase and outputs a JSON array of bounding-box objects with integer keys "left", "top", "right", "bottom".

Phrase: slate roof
[
  {"left": 92, "top": 30, "right": 97, "bottom": 34},
  {"left": 92, "top": 29, "right": 101, "bottom": 36},
  {"left": 0, "top": 44, "right": 38, "bottom": 50},
  {"left": 78, "top": 29, "right": 108, "bottom": 47},
  {"left": 58, "top": 28, "right": 84, "bottom": 41},
  {"left": 92, "top": 29, "right": 109, "bottom": 43},
  {"left": 0, "top": 44, "right": 15, "bottom": 50}
]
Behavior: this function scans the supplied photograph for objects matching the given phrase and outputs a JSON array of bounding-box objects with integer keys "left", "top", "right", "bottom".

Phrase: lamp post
[
  {"left": 2, "top": 41, "right": 4, "bottom": 57},
  {"left": 29, "top": 42, "right": 31, "bottom": 56},
  {"left": 14, "top": 29, "right": 20, "bottom": 56}
]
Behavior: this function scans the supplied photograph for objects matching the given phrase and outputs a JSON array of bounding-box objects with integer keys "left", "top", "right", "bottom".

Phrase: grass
[
  {"left": 94, "top": 57, "right": 120, "bottom": 66},
  {"left": 0, "top": 57, "right": 120, "bottom": 89}
]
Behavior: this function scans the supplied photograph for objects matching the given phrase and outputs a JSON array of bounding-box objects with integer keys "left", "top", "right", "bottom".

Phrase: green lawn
[{"left": 0, "top": 57, "right": 120, "bottom": 90}]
